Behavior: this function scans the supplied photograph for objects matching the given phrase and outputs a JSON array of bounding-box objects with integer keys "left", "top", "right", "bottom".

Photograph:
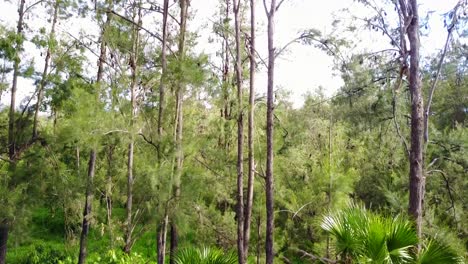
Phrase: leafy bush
[
  {"left": 174, "top": 247, "right": 237, "bottom": 264},
  {"left": 21, "top": 244, "right": 69, "bottom": 264}
]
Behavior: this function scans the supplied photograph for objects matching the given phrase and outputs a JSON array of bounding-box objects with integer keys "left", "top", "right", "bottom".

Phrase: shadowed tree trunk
[
  {"left": 78, "top": 150, "right": 96, "bottom": 264},
  {"left": 169, "top": 223, "right": 178, "bottom": 264},
  {"left": 0, "top": 220, "right": 8, "bottom": 264}
]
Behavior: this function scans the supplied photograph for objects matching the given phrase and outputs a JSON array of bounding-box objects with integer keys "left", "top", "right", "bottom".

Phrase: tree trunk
[
  {"left": 124, "top": 6, "right": 140, "bottom": 253},
  {"left": 157, "top": 0, "right": 169, "bottom": 140},
  {"left": 406, "top": 0, "right": 424, "bottom": 239},
  {"left": 233, "top": 0, "right": 245, "bottom": 262},
  {"left": 156, "top": 1, "right": 169, "bottom": 262},
  {"left": 157, "top": 214, "right": 168, "bottom": 264},
  {"left": 1, "top": 1, "right": 25, "bottom": 263},
  {"left": 169, "top": 223, "right": 178, "bottom": 264},
  {"left": 168, "top": 1, "right": 188, "bottom": 262},
  {"left": 32, "top": 0, "right": 59, "bottom": 139},
  {"left": 0, "top": 220, "right": 8, "bottom": 264},
  {"left": 78, "top": 150, "right": 96, "bottom": 264},
  {"left": 106, "top": 145, "right": 114, "bottom": 248},
  {"left": 243, "top": 0, "right": 255, "bottom": 261},
  {"left": 264, "top": 1, "right": 276, "bottom": 263},
  {"left": 8, "top": 0, "right": 25, "bottom": 162},
  {"left": 77, "top": 5, "right": 112, "bottom": 261},
  {"left": 326, "top": 114, "right": 332, "bottom": 258}
]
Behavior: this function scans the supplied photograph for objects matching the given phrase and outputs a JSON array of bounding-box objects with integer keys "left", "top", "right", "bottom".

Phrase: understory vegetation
[{"left": 0, "top": 0, "right": 467, "bottom": 263}]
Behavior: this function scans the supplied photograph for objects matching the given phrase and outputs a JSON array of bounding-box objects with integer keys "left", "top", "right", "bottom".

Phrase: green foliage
[
  {"left": 322, "top": 205, "right": 464, "bottom": 263},
  {"left": 173, "top": 247, "right": 237, "bottom": 264}
]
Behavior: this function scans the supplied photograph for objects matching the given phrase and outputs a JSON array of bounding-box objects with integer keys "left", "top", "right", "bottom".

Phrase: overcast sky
[{"left": 0, "top": 0, "right": 461, "bottom": 108}]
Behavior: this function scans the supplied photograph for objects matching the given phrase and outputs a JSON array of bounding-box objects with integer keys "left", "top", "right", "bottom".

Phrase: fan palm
[
  {"left": 173, "top": 247, "right": 237, "bottom": 264},
  {"left": 322, "top": 205, "right": 463, "bottom": 264}
]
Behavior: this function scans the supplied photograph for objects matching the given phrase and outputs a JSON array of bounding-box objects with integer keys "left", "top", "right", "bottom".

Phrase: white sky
[{"left": 0, "top": 0, "right": 461, "bottom": 108}]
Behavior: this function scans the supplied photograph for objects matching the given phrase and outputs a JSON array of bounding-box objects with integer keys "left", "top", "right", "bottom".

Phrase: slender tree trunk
[
  {"left": 233, "top": 0, "right": 245, "bottom": 262},
  {"left": 32, "top": 0, "right": 59, "bottom": 139},
  {"left": 221, "top": 0, "right": 231, "bottom": 151},
  {"left": 78, "top": 150, "right": 96, "bottom": 264},
  {"left": 157, "top": 0, "right": 169, "bottom": 140},
  {"left": 243, "top": 0, "right": 255, "bottom": 261},
  {"left": 1, "top": 1, "right": 26, "bottom": 263},
  {"left": 406, "top": 0, "right": 424, "bottom": 239},
  {"left": 256, "top": 215, "right": 261, "bottom": 264},
  {"left": 8, "top": 0, "right": 25, "bottom": 161},
  {"left": 264, "top": 1, "right": 276, "bottom": 263},
  {"left": 424, "top": 12, "right": 457, "bottom": 144},
  {"left": 156, "top": 1, "right": 170, "bottom": 262},
  {"left": 168, "top": 1, "right": 188, "bottom": 261},
  {"left": 77, "top": 5, "right": 112, "bottom": 261},
  {"left": 124, "top": 6, "right": 140, "bottom": 253},
  {"left": 106, "top": 145, "right": 114, "bottom": 248},
  {"left": 124, "top": 142, "right": 134, "bottom": 253},
  {"left": 157, "top": 215, "right": 168, "bottom": 264},
  {"left": 326, "top": 113, "right": 332, "bottom": 258}
]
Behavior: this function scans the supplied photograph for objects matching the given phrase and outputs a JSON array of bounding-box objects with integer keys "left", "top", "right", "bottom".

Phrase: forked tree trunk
[
  {"left": 243, "top": 0, "right": 256, "bottom": 261},
  {"left": 264, "top": 0, "right": 276, "bottom": 263}
]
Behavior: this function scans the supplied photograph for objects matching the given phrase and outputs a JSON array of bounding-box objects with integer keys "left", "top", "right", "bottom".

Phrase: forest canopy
[{"left": 0, "top": 0, "right": 467, "bottom": 263}]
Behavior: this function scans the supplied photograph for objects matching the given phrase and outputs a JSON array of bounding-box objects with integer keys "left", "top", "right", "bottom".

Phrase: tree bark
[
  {"left": 264, "top": 0, "right": 276, "bottom": 263},
  {"left": 406, "top": 0, "right": 424, "bottom": 239},
  {"left": 78, "top": 150, "right": 96, "bottom": 264},
  {"left": 32, "top": 0, "right": 59, "bottom": 139},
  {"left": 243, "top": 0, "right": 256, "bottom": 261},
  {"left": 169, "top": 223, "right": 178, "bottom": 264},
  {"left": 233, "top": 0, "right": 245, "bottom": 262}
]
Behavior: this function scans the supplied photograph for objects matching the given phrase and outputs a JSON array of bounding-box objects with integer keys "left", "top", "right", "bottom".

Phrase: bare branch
[
  {"left": 275, "top": 0, "right": 286, "bottom": 11},
  {"left": 291, "top": 248, "right": 337, "bottom": 264},
  {"left": 263, "top": 0, "right": 270, "bottom": 17}
]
